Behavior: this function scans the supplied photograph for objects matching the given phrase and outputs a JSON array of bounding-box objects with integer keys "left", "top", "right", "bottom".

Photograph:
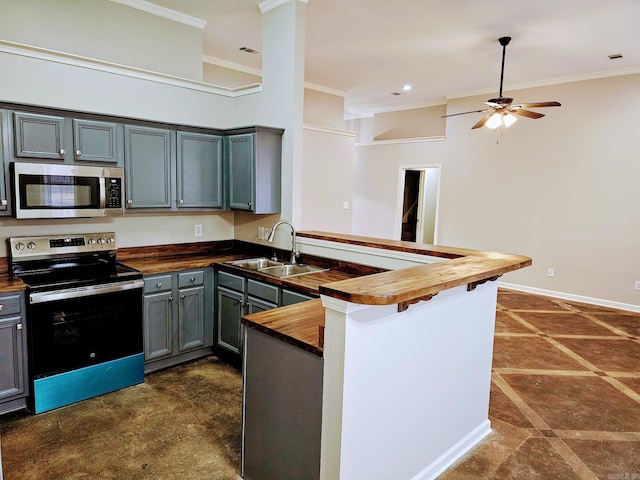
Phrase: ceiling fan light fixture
[
  {"left": 503, "top": 113, "right": 517, "bottom": 127},
  {"left": 485, "top": 113, "right": 503, "bottom": 129}
]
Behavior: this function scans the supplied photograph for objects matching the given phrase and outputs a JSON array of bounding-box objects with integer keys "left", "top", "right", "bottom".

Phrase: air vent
[
  {"left": 390, "top": 92, "right": 403, "bottom": 96},
  {"left": 239, "top": 46, "right": 261, "bottom": 55},
  {"left": 608, "top": 53, "right": 623, "bottom": 60}
]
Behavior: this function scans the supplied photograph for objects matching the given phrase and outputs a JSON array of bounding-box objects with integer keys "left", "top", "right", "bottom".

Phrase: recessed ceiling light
[
  {"left": 403, "top": 84, "right": 412, "bottom": 91},
  {"left": 608, "top": 53, "right": 623, "bottom": 60}
]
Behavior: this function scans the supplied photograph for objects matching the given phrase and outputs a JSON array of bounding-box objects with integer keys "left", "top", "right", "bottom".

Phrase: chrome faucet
[{"left": 267, "top": 220, "right": 298, "bottom": 264}]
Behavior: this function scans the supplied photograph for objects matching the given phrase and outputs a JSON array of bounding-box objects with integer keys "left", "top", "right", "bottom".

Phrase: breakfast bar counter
[{"left": 240, "top": 231, "right": 531, "bottom": 480}]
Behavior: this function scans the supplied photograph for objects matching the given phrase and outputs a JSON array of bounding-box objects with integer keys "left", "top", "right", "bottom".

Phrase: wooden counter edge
[{"left": 242, "top": 299, "right": 325, "bottom": 357}]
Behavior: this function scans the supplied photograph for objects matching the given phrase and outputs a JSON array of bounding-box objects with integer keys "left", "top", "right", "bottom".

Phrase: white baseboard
[
  {"left": 499, "top": 282, "right": 640, "bottom": 314},
  {"left": 410, "top": 420, "right": 492, "bottom": 480}
]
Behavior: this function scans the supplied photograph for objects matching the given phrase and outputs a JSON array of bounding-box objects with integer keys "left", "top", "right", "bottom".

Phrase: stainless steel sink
[
  {"left": 227, "top": 258, "right": 284, "bottom": 270},
  {"left": 257, "top": 264, "right": 328, "bottom": 278}
]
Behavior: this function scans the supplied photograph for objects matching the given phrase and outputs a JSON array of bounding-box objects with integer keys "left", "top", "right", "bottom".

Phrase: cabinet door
[
  {"left": 178, "top": 285, "right": 206, "bottom": 352},
  {"left": 0, "top": 110, "right": 8, "bottom": 213},
  {"left": 13, "top": 112, "right": 65, "bottom": 160},
  {"left": 176, "top": 132, "right": 223, "bottom": 209},
  {"left": 124, "top": 125, "right": 174, "bottom": 209},
  {"left": 73, "top": 119, "right": 119, "bottom": 164},
  {"left": 217, "top": 286, "right": 244, "bottom": 355},
  {"left": 227, "top": 133, "right": 255, "bottom": 211},
  {"left": 0, "top": 315, "right": 26, "bottom": 401},
  {"left": 143, "top": 291, "right": 173, "bottom": 361}
]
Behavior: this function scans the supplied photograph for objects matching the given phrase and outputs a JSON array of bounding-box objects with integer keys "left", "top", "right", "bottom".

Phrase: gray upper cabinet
[
  {"left": 72, "top": 119, "right": 119, "bottom": 163},
  {"left": 227, "top": 126, "right": 283, "bottom": 214},
  {"left": 176, "top": 132, "right": 223, "bottom": 209},
  {"left": 13, "top": 111, "right": 121, "bottom": 164},
  {"left": 0, "top": 110, "right": 8, "bottom": 214},
  {"left": 124, "top": 125, "right": 174, "bottom": 209},
  {"left": 14, "top": 112, "right": 65, "bottom": 160}
]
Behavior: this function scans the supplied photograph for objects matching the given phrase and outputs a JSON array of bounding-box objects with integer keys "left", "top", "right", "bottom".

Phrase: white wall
[
  {"left": 0, "top": 0, "right": 204, "bottom": 81},
  {"left": 352, "top": 74, "right": 640, "bottom": 308}
]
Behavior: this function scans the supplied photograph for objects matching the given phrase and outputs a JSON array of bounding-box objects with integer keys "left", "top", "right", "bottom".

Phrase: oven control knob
[
  {"left": 27, "top": 242, "right": 36, "bottom": 250},
  {"left": 87, "top": 239, "right": 96, "bottom": 246},
  {"left": 97, "top": 238, "right": 105, "bottom": 245},
  {"left": 106, "top": 237, "right": 115, "bottom": 245},
  {"left": 14, "top": 242, "right": 25, "bottom": 251}
]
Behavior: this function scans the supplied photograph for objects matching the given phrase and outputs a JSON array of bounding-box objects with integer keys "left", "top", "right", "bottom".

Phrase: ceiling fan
[{"left": 444, "top": 36, "right": 561, "bottom": 130}]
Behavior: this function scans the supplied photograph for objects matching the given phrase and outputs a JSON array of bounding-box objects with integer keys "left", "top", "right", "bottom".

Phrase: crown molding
[
  {"left": 0, "top": 40, "right": 261, "bottom": 98},
  {"left": 202, "top": 55, "right": 262, "bottom": 77},
  {"left": 109, "top": 0, "right": 206, "bottom": 29}
]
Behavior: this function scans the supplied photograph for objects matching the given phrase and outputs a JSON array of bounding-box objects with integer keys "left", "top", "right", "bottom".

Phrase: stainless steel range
[{"left": 8, "top": 232, "right": 144, "bottom": 414}]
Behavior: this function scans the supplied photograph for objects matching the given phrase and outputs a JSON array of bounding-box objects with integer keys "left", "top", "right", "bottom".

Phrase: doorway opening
[{"left": 396, "top": 166, "right": 440, "bottom": 244}]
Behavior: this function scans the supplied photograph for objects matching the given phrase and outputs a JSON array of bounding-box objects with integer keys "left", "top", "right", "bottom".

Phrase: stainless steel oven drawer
[{"left": 144, "top": 275, "right": 173, "bottom": 293}]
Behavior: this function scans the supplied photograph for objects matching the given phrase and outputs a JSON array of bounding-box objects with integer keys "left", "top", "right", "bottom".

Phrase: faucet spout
[{"left": 267, "top": 220, "right": 298, "bottom": 264}]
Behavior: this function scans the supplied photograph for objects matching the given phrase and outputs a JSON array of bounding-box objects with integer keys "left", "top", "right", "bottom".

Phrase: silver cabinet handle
[
  {"left": 17, "top": 323, "right": 23, "bottom": 330},
  {"left": 1, "top": 199, "right": 6, "bottom": 206},
  {"left": 76, "top": 150, "right": 82, "bottom": 156},
  {"left": 156, "top": 283, "right": 162, "bottom": 288},
  {"left": 190, "top": 277, "right": 196, "bottom": 282},
  {"left": 169, "top": 296, "right": 173, "bottom": 302},
  {"left": 179, "top": 199, "right": 184, "bottom": 204},
  {"left": 127, "top": 199, "right": 133, "bottom": 205},
  {"left": 60, "top": 149, "right": 66, "bottom": 155},
  {"left": 0, "top": 304, "right": 4, "bottom": 311},
  {"left": 180, "top": 294, "right": 185, "bottom": 300}
]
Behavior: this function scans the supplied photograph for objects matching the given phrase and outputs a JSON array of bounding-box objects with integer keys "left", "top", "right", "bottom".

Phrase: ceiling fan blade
[
  {"left": 471, "top": 112, "right": 494, "bottom": 129},
  {"left": 442, "top": 108, "right": 490, "bottom": 118},
  {"left": 484, "top": 101, "right": 503, "bottom": 109},
  {"left": 515, "top": 101, "right": 561, "bottom": 109},
  {"left": 510, "top": 109, "right": 545, "bottom": 119}
]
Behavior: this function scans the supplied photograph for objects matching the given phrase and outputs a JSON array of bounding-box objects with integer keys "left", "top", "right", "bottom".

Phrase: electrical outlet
[
  {"left": 343, "top": 201, "right": 349, "bottom": 210},
  {"left": 547, "top": 268, "right": 555, "bottom": 278},
  {"left": 257, "top": 226, "right": 266, "bottom": 240},
  {"left": 194, "top": 224, "right": 202, "bottom": 237},
  {"left": 635, "top": 280, "right": 640, "bottom": 291}
]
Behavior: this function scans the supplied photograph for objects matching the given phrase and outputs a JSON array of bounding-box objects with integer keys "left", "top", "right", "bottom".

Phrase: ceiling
[{"left": 148, "top": 0, "right": 640, "bottom": 117}]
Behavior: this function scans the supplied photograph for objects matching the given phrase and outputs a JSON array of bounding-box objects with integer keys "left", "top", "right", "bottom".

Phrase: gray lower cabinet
[
  {"left": 0, "top": 292, "right": 28, "bottom": 415},
  {"left": 143, "top": 268, "right": 213, "bottom": 373},
  {"left": 215, "top": 269, "right": 316, "bottom": 359},
  {"left": 226, "top": 126, "right": 284, "bottom": 214},
  {"left": 243, "top": 327, "right": 323, "bottom": 480},
  {"left": 12, "top": 111, "right": 121, "bottom": 164}
]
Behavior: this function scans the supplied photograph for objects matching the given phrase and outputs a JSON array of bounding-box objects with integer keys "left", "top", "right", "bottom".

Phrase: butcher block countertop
[
  {"left": 241, "top": 231, "right": 531, "bottom": 357},
  {"left": 242, "top": 299, "right": 325, "bottom": 356}
]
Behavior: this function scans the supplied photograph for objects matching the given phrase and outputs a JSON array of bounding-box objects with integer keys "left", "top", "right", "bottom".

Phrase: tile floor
[{"left": 440, "top": 289, "right": 640, "bottom": 480}]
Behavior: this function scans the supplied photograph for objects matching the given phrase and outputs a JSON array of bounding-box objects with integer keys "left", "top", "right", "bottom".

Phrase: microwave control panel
[{"left": 105, "top": 178, "right": 122, "bottom": 209}]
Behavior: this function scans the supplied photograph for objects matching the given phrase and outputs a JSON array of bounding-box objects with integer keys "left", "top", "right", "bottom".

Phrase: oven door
[{"left": 28, "top": 280, "right": 143, "bottom": 379}]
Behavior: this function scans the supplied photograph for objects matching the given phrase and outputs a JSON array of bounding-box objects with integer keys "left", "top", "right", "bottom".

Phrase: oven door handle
[{"left": 30, "top": 279, "right": 144, "bottom": 304}]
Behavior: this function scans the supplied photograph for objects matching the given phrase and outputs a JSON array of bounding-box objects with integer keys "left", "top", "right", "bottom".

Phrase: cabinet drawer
[
  {"left": 281, "top": 289, "right": 316, "bottom": 306},
  {"left": 0, "top": 294, "right": 22, "bottom": 317},
  {"left": 144, "top": 275, "right": 173, "bottom": 293},
  {"left": 178, "top": 271, "right": 204, "bottom": 288},
  {"left": 247, "top": 279, "right": 279, "bottom": 304},
  {"left": 217, "top": 271, "right": 245, "bottom": 292}
]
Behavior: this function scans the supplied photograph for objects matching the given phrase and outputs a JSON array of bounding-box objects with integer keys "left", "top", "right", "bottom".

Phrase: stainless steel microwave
[{"left": 11, "top": 162, "right": 124, "bottom": 219}]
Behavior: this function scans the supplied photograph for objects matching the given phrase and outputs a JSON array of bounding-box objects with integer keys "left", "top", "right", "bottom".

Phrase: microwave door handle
[{"left": 99, "top": 177, "right": 106, "bottom": 209}]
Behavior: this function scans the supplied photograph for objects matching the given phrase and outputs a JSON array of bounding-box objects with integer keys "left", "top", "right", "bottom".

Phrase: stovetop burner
[{"left": 8, "top": 232, "right": 142, "bottom": 291}]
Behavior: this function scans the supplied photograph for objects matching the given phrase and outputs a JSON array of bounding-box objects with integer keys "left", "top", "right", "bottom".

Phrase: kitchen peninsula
[{"left": 242, "top": 231, "right": 531, "bottom": 480}]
